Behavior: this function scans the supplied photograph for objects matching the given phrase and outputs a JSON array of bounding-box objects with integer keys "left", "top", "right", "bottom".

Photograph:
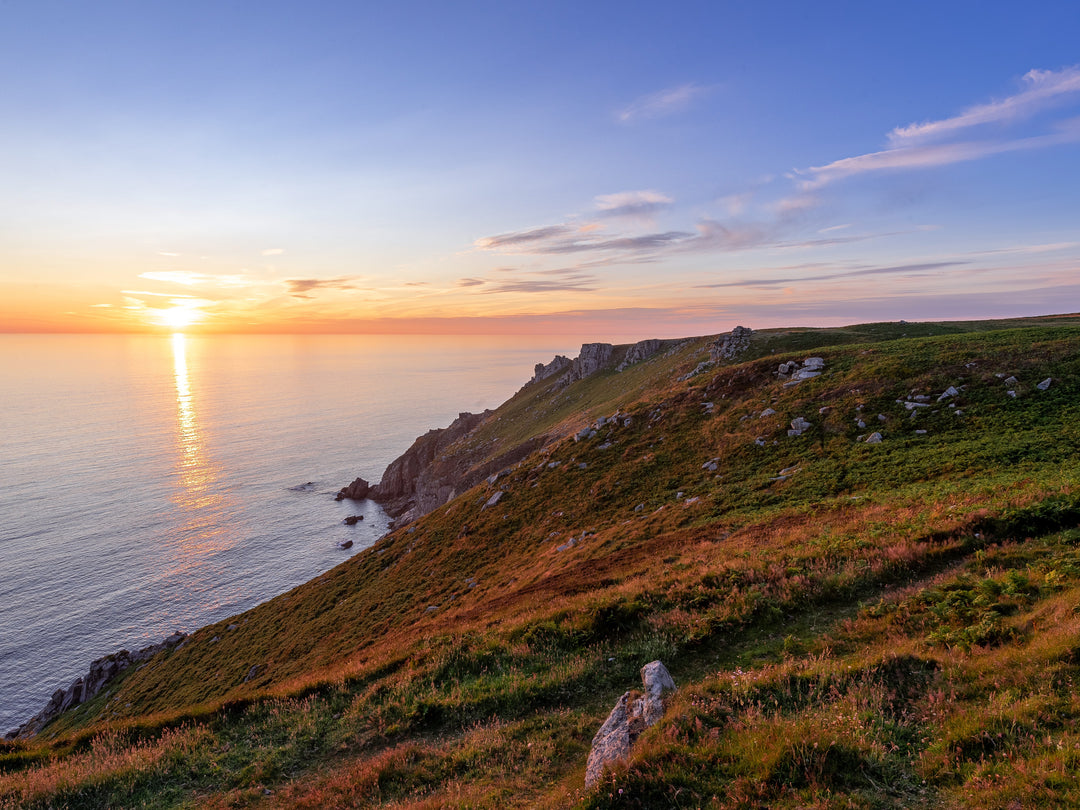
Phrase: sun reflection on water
[{"left": 169, "top": 333, "right": 236, "bottom": 577}]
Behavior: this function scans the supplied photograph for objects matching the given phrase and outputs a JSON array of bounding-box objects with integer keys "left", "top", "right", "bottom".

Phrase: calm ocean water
[{"left": 0, "top": 333, "right": 582, "bottom": 732}]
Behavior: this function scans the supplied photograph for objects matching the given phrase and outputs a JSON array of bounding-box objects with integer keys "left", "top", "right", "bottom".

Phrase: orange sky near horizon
[{"left": 3, "top": 5, "right": 1079, "bottom": 340}]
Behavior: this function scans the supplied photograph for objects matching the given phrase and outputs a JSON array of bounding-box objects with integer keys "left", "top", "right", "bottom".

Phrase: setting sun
[{"left": 159, "top": 304, "right": 201, "bottom": 330}]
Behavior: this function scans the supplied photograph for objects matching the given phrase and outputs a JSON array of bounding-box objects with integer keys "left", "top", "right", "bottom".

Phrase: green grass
[{"left": 3, "top": 316, "right": 1080, "bottom": 808}]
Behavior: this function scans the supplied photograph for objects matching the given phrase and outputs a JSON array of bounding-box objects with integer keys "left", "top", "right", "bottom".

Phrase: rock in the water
[
  {"left": 342, "top": 515, "right": 364, "bottom": 525},
  {"left": 336, "top": 477, "right": 370, "bottom": 501},
  {"left": 585, "top": 660, "right": 677, "bottom": 787},
  {"left": 337, "top": 539, "right": 353, "bottom": 549}
]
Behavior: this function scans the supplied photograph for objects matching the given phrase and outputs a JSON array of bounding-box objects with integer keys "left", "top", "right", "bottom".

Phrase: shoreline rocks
[{"left": 5, "top": 631, "right": 188, "bottom": 740}]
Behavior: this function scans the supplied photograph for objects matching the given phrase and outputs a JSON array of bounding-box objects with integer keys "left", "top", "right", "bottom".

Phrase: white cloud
[
  {"left": 800, "top": 119, "right": 1080, "bottom": 190},
  {"left": 261, "top": 248, "right": 285, "bottom": 256},
  {"left": 138, "top": 271, "right": 257, "bottom": 288},
  {"left": 889, "top": 65, "right": 1080, "bottom": 145},
  {"left": 595, "top": 189, "right": 672, "bottom": 211},
  {"left": 798, "top": 68, "right": 1080, "bottom": 190},
  {"left": 616, "top": 83, "right": 708, "bottom": 123}
]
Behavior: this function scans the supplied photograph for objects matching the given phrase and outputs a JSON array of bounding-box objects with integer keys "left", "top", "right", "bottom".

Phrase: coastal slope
[{"left": 3, "top": 315, "right": 1080, "bottom": 809}]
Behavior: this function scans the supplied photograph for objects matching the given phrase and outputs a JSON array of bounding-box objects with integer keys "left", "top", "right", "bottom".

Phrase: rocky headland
[{"left": 341, "top": 335, "right": 682, "bottom": 525}]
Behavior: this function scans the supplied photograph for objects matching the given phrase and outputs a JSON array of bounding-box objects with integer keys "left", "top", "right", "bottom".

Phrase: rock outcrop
[
  {"left": 532, "top": 355, "right": 573, "bottom": 384},
  {"left": 617, "top": 339, "right": 663, "bottom": 371},
  {"left": 567, "top": 343, "right": 615, "bottom": 384},
  {"left": 366, "top": 411, "right": 489, "bottom": 520},
  {"left": 362, "top": 410, "right": 547, "bottom": 525},
  {"left": 6, "top": 632, "right": 187, "bottom": 740},
  {"left": 585, "top": 660, "right": 677, "bottom": 787},
  {"left": 710, "top": 325, "right": 753, "bottom": 361}
]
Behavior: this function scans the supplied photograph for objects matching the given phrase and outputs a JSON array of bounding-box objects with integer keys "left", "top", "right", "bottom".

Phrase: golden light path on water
[{"left": 169, "top": 333, "right": 236, "bottom": 581}]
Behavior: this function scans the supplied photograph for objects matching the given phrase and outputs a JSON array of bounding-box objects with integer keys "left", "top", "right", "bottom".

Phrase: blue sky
[{"left": 2, "top": 1, "right": 1078, "bottom": 338}]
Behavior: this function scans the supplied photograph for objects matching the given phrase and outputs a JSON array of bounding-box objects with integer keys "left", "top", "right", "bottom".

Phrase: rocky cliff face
[
  {"left": 366, "top": 410, "right": 545, "bottom": 525},
  {"left": 358, "top": 339, "right": 658, "bottom": 524},
  {"left": 531, "top": 355, "right": 572, "bottom": 384},
  {"left": 617, "top": 338, "right": 663, "bottom": 371},
  {"left": 567, "top": 342, "right": 615, "bottom": 383}
]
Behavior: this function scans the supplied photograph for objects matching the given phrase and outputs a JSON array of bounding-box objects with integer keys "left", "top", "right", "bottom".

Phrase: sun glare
[{"left": 160, "top": 305, "right": 200, "bottom": 330}]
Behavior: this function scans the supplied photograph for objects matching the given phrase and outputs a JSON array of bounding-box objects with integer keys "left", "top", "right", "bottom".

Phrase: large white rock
[{"left": 585, "top": 661, "right": 677, "bottom": 787}]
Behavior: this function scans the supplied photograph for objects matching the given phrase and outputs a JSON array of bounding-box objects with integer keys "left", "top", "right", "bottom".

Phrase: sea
[{"left": 0, "top": 333, "right": 585, "bottom": 733}]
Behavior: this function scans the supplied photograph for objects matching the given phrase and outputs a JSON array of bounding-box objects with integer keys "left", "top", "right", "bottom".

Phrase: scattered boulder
[
  {"left": 702, "top": 458, "right": 720, "bottom": 472},
  {"left": 937, "top": 386, "right": 960, "bottom": 402},
  {"left": 788, "top": 416, "right": 811, "bottom": 437},
  {"left": 585, "top": 661, "right": 677, "bottom": 787},
  {"left": 760, "top": 408, "right": 777, "bottom": 418},
  {"left": 777, "top": 356, "right": 826, "bottom": 385},
  {"left": 483, "top": 491, "right": 505, "bottom": 509},
  {"left": 865, "top": 432, "right": 883, "bottom": 444},
  {"left": 1037, "top": 377, "right": 1052, "bottom": 391}
]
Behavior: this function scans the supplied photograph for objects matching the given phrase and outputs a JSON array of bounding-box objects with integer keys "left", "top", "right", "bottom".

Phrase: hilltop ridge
[{"left": 3, "top": 314, "right": 1080, "bottom": 809}]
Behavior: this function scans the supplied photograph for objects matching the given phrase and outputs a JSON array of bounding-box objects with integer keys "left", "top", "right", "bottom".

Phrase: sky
[{"left": 1, "top": 0, "right": 1079, "bottom": 340}]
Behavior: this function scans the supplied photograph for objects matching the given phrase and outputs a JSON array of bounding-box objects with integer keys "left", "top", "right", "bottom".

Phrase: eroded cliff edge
[{"left": 341, "top": 336, "right": 677, "bottom": 525}]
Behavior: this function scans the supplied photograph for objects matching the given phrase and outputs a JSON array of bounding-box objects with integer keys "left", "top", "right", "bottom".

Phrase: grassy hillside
[{"left": 3, "top": 317, "right": 1080, "bottom": 809}]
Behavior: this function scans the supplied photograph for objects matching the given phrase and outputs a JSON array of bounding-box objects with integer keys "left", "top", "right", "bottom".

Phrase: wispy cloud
[
  {"left": 482, "top": 276, "right": 597, "bottom": 294},
  {"left": 889, "top": 66, "right": 1080, "bottom": 144},
  {"left": 594, "top": 190, "right": 673, "bottom": 220},
  {"left": 799, "top": 67, "right": 1080, "bottom": 190},
  {"left": 285, "top": 277, "right": 358, "bottom": 299},
  {"left": 474, "top": 225, "right": 575, "bottom": 250},
  {"left": 616, "top": 83, "right": 708, "bottom": 123},
  {"left": 695, "top": 261, "right": 970, "bottom": 289},
  {"left": 261, "top": 248, "right": 285, "bottom": 256}
]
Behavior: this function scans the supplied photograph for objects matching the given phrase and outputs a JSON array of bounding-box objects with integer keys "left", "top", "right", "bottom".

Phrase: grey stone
[
  {"left": 1037, "top": 377, "right": 1052, "bottom": 391},
  {"left": 585, "top": 661, "right": 676, "bottom": 787},
  {"left": 865, "top": 432, "right": 883, "bottom": 444},
  {"left": 531, "top": 354, "right": 573, "bottom": 384},
  {"left": 710, "top": 326, "right": 753, "bottom": 361},
  {"left": 617, "top": 339, "right": 663, "bottom": 371},
  {"left": 938, "top": 386, "right": 960, "bottom": 402}
]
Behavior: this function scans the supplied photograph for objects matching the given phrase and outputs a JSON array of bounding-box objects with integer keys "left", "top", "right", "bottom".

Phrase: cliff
[{"left": 360, "top": 336, "right": 674, "bottom": 523}]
